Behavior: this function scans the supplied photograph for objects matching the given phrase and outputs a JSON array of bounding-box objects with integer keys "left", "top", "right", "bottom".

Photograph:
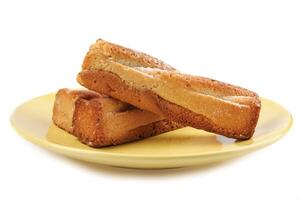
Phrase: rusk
[
  {"left": 52, "top": 89, "right": 182, "bottom": 147},
  {"left": 77, "top": 39, "right": 261, "bottom": 139}
]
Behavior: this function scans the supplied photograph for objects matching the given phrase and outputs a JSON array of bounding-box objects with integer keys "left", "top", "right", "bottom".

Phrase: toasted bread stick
[
  {"left": 77, "top": 39, "right": 261, "bottom": 139},
  {"left": 52, "top": 89, "right": 183, "bottom": 147}
]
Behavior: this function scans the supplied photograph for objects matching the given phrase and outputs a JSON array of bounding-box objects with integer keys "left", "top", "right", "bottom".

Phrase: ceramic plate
[{"left": 10, "top": 93, "right": 292, "bottom": 169}]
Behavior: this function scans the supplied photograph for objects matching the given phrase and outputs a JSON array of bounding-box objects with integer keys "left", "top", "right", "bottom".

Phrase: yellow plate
[{"left": 10, "top": 93, "right": 292, "bottom": 169}]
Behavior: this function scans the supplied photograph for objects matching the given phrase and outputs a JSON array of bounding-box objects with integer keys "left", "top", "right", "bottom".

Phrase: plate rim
[{"left": 10, "top": 94, "right": 293, "bottom": 159}]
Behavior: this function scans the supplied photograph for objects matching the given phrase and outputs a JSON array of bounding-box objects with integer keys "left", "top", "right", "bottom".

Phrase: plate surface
[{"left": 10, "top": 93, "right": 292, "bottom": 169}]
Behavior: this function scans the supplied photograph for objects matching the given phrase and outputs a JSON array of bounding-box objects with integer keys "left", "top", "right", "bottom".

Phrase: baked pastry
[
  {"left": 77, "top": 39, "right": 261, "bottom": 139},
  {"left": 52, "top": 88, "right": 182, "bottom": 147}
]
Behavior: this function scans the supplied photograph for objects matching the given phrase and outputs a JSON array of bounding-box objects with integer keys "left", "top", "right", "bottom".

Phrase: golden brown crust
[
  {"left": 83, "top": 39, "right": 176, "bottom": 71},
  {"left": 77, "top": 69, "right": 260, "bottom": 140},
  {"left": 153, "top": 93, "right": 261, "bottom": 139},
  {"left": 52, "top": 88, "right": 100, "bottom": 133},
  {"left": 78, "top": 39, "right": 261, "bottom": 140},
  {"left": 52, "top": 88, "right": 183, "bottom": 147},
  {"left": 73, "top": 98, "right": 110, "bottom": 146}
]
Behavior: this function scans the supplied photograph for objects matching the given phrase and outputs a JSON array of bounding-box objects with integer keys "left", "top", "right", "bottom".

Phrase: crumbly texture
[
  {"left": 82, "top": 39, "right": 176, "bottom": 71},
  {"left": 77, "top": 39, "right": 261, "bottom": 139},
  {"left": 52, "top": 88, "right": 100, "bottom": 133},
  {"left": 52, "top": 89, "right": 183, "bottom": 147},
  {"left": 77, "top": 70, "right": 259, "bottom": 139}
]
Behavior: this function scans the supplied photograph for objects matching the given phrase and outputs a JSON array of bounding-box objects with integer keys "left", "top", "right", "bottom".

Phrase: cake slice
[
  {"left": 52, "top": 88, "right": 182, "bottom": 147},
  {"left": 77, "top": 39, "right": 261, "bottom": 139}
]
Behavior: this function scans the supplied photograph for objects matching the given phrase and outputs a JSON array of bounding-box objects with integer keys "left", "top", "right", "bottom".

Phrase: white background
[{"left": 0, "top": 0, "right": 299, "bottom": 199}]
